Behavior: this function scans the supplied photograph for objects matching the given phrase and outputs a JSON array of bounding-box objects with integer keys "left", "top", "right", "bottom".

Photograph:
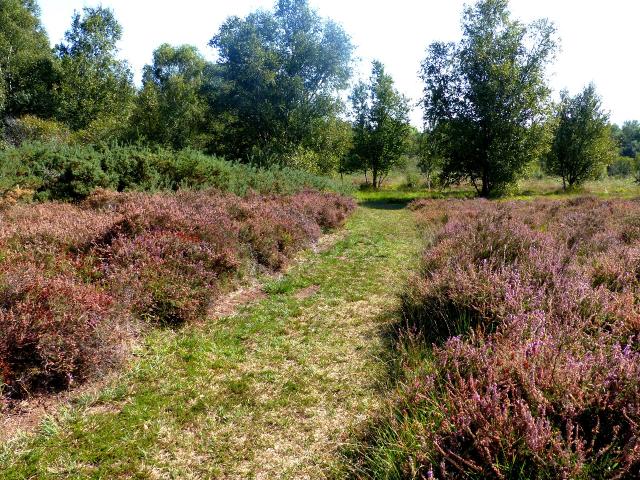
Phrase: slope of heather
[
  {"left": 346, "top": 197, "right": 640, "bottom": 479},
  {"left": 0, "top": 189, "right": 355, "bottom": 405}
]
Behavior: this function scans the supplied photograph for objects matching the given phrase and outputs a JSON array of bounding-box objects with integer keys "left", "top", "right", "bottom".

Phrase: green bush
[
  {"left": 2, "top": 116, "right": 71, "bottom": 146},
  {"left": 608, "top": 156, "right": 634, "bottom": 177},
  {"left": 0, "top": 143, "right": 109, "bottom": 200},
  {"left": 0, "top": 143, "right": 353, "bottom": 201}
]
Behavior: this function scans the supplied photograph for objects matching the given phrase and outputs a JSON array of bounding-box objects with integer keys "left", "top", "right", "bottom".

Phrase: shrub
[
  {"left": 0, "top": 142, "right": 110, "bottom": 201},
  {"left": 0, "top": 143, "right": 353, "bottom": 203},
  {"left": 0, "top": 188, "right": 355, "bottom": 404},
  {"left": 2, "top": 116, "right": 70, "bottom": 147},
  {"left": 354, "top": 197, "right": 640, "bottom": 479},
  {"left": 96, "top": 191, "right": 242, "bottom": 326},
  {"left": 0, "top": 265, "right": 121, "bottom": 400},
  {"left": 608, "top": 156, "right": 634, "bottom": 177}
]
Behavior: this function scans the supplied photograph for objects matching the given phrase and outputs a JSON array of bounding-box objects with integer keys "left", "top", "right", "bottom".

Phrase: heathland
[{"left": 3, "top": 0, "right": 640, "bottom": 478}]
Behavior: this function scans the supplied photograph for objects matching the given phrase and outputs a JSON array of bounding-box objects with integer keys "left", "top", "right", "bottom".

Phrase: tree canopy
[
  {"left": 612, "top": 120, "right": 640, "bottom": 159},
  {"left": 2, "top": 0, "right": 640, "bottom": 187},
  {"left": 545, "top": 84, "right": 617, "bottom": 188},
  {"left": 208, "top": 0, "right": 354, "bottom": 164},
  {"left": 421, "top": 0, "right": 558, "bottom": 196},
  {"left": 0, "top": 0, "right": 56, "bottom": 120},
  {"left": 54, "top": 6, "right": 134, "bottom": 131},
  {"left": 132, "top": 44, "right": 210, "bottom": 150},
  {"left": 350, "top": 61, "right": 410, "bottom": 188}
]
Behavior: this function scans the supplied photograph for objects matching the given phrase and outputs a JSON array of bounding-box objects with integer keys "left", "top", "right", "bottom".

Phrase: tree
[
  {"left": 208, "top": 0, "right": 353, "bottom": 165},
  {"left": 132, "top": 44, "right": 210, "bottom": 149},
  {"left": 299, "top": 116, "right": 352, "bottom": 174},
  {"left": 545, "top": 84, "right": 617, "bottom": 189},
  {"left": 414, "top": 130, "right": 441, "bottom": 190},
  {"left": 55, "top": 7, "right": 134, "bottom": 131},
  {"left": 612, "top": 120, "right": 640, "bottom": 159},
  {"left": 421, "top": 0, "right": 557, "bottom": 197},
  {"left": 350, "top": 61, "right": 411, "bottom": 188},
  {"left": 0, "top": 0, "right": 57, "bottom": 120}
]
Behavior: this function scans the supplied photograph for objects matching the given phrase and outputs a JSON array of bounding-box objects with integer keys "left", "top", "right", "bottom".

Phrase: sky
[{"left": 37, "top": 0, "right": 640, "bottom": 127}]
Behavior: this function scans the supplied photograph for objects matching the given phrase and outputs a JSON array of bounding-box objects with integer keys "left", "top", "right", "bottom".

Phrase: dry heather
[{"left": 0, "top": 189, "right": 355, "bottom": 405}]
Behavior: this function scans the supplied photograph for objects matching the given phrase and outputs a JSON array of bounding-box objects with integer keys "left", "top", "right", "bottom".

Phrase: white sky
[{"left": 38, "top": 0, "right": 640, "bottom": 127}]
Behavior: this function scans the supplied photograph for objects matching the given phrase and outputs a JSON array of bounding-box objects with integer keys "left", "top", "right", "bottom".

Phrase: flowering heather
[
  {"left": 0, "top": 189, "right": 354, "bottom": 403},
  {"left": 369, "top": 197, "right": 640, "bottom": 479},
  {"left": 0, "top": 264, "right": 123, "bottom": 401}
]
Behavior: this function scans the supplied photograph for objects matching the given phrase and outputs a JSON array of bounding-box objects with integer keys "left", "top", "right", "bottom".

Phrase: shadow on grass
[
  {"left": 359, "top": 198, "right": 413, "bottom": 210},
  {"left": 334, "top": 306, "right": 434, "bottom": 479},
  {"left": 357, "top": 189, "right": 476, "bottom": 210}
]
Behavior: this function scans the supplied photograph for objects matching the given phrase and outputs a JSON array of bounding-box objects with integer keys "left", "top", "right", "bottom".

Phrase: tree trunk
[
  {"left": 481, "top": 171, "right": 490, "bottom": 197},
  {"left": 372, "top": 168, "right": 378, "bottom": 190}
]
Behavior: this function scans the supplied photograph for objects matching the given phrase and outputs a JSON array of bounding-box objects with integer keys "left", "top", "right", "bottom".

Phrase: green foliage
[
  {"left": 0, "top": 142, "right": 109, "bottom": 200},
  {"left": 612, "top": 120, "right": 640, "bottom": 159},
  {"left": 350, "top": 61, "right": 411, "bottom": 188},
  {"left": 414, "top": 130, "right": 442, "bottom": 190},
  {"left": 3, "top": 115, "right": 70, "bottom": 146},
  {"left": 0, "top": 0, "right": 57, "bottom": 120},
  {"left": 300, "top": 116, "right": 353, "bottom": 175},
  {"left": 421, "top": 0, "right": 558, "bottom": 197},
  {"left": 545, "top": 84, "right": 617, "bottom": 188},
  {"left": 208, "top": 0, "right": 354, "bottom": 165},
  {"left": 131, "top": 44, "right": 210, "bottom": 150},
  {"left": 0, "top": 143, "right": 352, "bottom": 201},
  {"left": 54, "top": 7, "right": 134, "bottom": 131},
  {"left": 608, "top": 156, "right": 634, "bottom": 178},
  {"left": 632, "top": 154, "right": 640, "bottom": 184}
]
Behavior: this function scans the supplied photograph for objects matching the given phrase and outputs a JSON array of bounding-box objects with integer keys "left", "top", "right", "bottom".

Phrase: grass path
[{"left": 1, "top": 194, "right": 422, "bottom": 479}]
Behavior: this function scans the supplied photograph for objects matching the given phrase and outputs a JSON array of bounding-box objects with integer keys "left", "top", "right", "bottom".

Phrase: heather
[
  {"left": 0, "top": 189, "right": 355, "bottom": 404},
  {"left": 349, "top": 197, "right": 640, "bottom": 479}
]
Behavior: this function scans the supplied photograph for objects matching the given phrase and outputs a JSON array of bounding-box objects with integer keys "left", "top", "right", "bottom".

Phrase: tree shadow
[{"left": 359, "top": 198, "right": 413, "bottom": 210}]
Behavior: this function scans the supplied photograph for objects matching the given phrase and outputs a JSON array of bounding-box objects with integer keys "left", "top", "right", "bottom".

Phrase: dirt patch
[
  {"left": 313, "top": 231, "right": 346, "bottom": 253},
  {"left": 294, "top": 285, "right": 320, "bottom": 300},
  {"left": 208, "top": 284, "right": 268, "bottom": 320},
  {"left": 0, "top": 369, "right": 125, "bottom": 443}
]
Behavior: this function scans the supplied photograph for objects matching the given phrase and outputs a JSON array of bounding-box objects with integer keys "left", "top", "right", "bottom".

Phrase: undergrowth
[{"left": 0, "top": 143, "right": 353, "bottom": 203}]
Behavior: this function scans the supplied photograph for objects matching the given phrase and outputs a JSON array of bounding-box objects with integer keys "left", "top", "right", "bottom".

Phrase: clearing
[{"left": 1, "top": 192, "right": 422, "bottom": 479}]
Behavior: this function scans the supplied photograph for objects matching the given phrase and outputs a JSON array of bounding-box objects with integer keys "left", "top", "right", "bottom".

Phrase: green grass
[
  {"left": 1, "top": 192, "right": 423, "bottom": 479},
  {"left": 513, "top": 176, "right": 640, "bottom": 199}
]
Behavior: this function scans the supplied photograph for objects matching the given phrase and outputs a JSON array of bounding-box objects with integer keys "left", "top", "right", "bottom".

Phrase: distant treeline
[{"left": 1, "top": 0, "right": 638, "bottom": 195}]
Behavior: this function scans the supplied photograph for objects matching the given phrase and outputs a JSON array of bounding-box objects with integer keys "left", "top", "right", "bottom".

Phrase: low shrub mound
[
  {"left": 0, "top": 265, "right": 123, "bottom": 400},
  {"left": 0, "top": 189, "right": 355, "bottom": 405},
  {"left": 355, "top": 197, "right": 640, "bottom": 479}
]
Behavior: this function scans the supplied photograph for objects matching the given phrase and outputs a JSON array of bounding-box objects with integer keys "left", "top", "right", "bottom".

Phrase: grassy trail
[{"left": 2, "top": 194, "right": 421, "bottom": 479}]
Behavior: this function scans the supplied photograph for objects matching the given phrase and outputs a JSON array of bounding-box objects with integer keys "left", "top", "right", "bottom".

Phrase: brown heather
[{"left": 0, "top": 189, "right": 355, "bottom": 404}]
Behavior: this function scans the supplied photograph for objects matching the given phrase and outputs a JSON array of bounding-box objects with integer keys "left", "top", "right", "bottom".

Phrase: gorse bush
[
  {"left": 353, "top": 197, "right": 640, "bottom": 479},
  {"left": 0, "top": 142, "right": 353, "bottom": 202},
  {"left": 0, "top": 189, "right": 355, "bottom": 403}
]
